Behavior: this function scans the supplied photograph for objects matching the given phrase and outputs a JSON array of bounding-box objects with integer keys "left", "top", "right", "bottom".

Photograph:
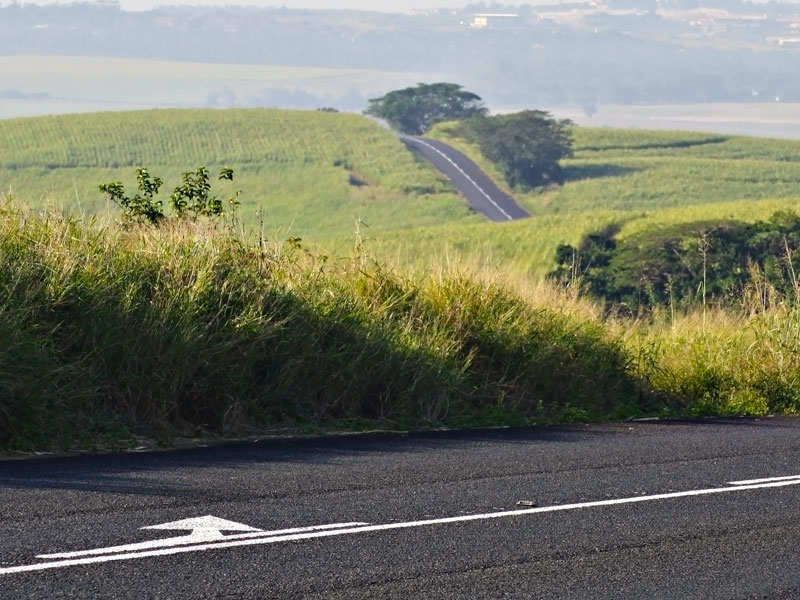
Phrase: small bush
[{"left": 100, "top": 166, "right": 239, "bottom": 224}]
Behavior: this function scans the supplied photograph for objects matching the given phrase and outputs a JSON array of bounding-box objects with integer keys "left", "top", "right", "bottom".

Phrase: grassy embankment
[
  {"left": 3, "top": 109, "right": 800, "bottom": 451},
  {"left": 0, "top": 204, "right": 644, "bottom": 451},
  {"left": 3, "top": 203, "right": 800, "bottom": 452}
]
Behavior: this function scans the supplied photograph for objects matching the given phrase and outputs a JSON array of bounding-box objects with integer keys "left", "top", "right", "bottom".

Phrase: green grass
[
  {"left": 0, "top": 108, "right": 478, "bottom": 242},
  {"left": 4, "top": 107, "right": 800, "bottom": 283},
  {"left": 0, "top": 205, "right": 643, "bottom": 451},
  {"left": 5, "top": 204, "right": 800, "bottom": 452},
  {"left": 6, "top": 109, "right": 800, "bottom": 450}
]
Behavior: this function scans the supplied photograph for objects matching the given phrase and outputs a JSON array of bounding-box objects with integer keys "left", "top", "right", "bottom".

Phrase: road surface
[
  {"left": 2, "top": 418, "right": 800, "bottom": 598},
  {"left": 401, "top": 136, "right": 530, "bottom": 222}
]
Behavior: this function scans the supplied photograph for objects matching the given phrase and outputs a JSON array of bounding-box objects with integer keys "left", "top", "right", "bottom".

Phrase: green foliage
[
  {"left": 0, "top": 205, "right": 646, "bottom": 451},
  {"left": 99, "top": 168, "right": 165, "bottom": 224},
  {"left": 458, "top": 110, "right": 574, "bottom": 188},
  {"left": 364, "top": 82, "right": 488, "bottom": 135},
  {"left": 170, "top": 166, "right": 238, "bottom": 219},
  {"left": 550, "top": 211, "right": 800, "bottom": 313},
  {"left": 100, "top": 166, "right": 237, "bottom": 224}
]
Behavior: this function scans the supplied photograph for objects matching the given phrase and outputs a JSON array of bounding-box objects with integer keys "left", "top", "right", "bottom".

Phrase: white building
[{"left": 470, "top": 13, "right": 520, "bottom": 29}]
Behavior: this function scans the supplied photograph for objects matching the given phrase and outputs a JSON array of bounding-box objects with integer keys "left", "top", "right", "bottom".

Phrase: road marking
[
  {"left": 728, "top": 475, "right": 800, "bottom": 485},
  {"left": 3, "top": 475, "right": 800, "bottom": 575},
  {"left": 403, "top": 136, "right": 515, "bottom": 221},
  {"left": 37, "top": 518, "right": 368, "bottom": 560}
]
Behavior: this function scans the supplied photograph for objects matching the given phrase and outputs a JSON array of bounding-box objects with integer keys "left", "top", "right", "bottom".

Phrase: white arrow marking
[
  {"left": 142, "top": 515, "right": 261, "bottom": 534},
  {"left": 3, "top": 475, "right": 800, "bottom": 575},
  {"left": 37, "top": 520, "right": 368, "bottom": 560}
]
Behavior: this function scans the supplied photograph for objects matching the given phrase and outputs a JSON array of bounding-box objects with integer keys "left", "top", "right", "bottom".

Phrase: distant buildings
[{"left": 469, "top": 13, "right": 520, "bottom": 29}]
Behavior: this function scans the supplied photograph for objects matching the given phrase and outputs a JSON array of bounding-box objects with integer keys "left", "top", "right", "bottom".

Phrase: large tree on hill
[
  {"left": 465, "top": 110, "right": 574, "bottom": 188},
  {"left": 364, "top": 82, "right": 488, "bottom": 135}
]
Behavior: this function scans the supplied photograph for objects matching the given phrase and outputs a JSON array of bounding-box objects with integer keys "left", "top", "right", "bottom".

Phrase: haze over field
[
  {"left": 3, "top": 0, "right": 800, "bottom": 138},
  {"left": 8, "top": 1, "right": 524, "bottom": 11}
]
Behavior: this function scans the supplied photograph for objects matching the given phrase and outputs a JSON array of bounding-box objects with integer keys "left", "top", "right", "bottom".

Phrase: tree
[
  {"left": 548, "top": 211, "right": 800, "bottom": 314},
  {"left": 464, "top": 110, "right": 573, "bottom": 188},
  {"left": 364, "top": 82, "right": 487, "bottom": 135}
]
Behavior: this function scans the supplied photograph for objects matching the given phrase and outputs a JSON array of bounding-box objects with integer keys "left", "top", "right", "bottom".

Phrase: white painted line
[
  {"left": 37, "top": 522, "right": 368, "bottom": 560},
  {"left": 405, "top": 136, "right": 515, "bottom": 221},
  {"left": 728, "top": 475, "right": 800, "bottom": 486},
  {"left": 3, "top": 476, "right": 800, "bottom": 576}
]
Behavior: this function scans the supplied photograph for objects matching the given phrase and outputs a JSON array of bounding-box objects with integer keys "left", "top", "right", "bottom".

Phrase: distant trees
[
  {"left": 549, "top": 211, "right": 800, "bottom": 313},
  {"left": 364, "top": 82, "right": 488, "bottom": 135},
  {"left": 460, "top": 110, "right": 574, "bottom": 188}
]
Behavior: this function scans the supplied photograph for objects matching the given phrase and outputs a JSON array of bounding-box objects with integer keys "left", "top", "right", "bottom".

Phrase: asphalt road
[
  {"left": 401, "top": 136, "right": 530, "bottom": 222},
  {"left": 2, "top": 418, "right": 800, "bottom": 598}
]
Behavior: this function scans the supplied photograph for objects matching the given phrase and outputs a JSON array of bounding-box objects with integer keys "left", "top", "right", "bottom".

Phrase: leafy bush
[
  {"left": 550, "top": 211, "right": 800, "bottom": 313},
  {"left": 100, "top": 166, "right": 238, "bottom": 224}
]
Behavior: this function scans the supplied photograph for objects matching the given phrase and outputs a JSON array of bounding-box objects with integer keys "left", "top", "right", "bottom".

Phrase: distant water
[{"left": 541, "top": 103, "right": 800, "bottom": 141}]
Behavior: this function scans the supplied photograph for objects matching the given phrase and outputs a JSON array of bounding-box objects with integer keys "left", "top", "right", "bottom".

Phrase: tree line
[{"left": 366, "top": 83, "right": 573, "bottom": 189}]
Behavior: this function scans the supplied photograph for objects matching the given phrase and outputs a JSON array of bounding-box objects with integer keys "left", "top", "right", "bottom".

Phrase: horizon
[{"left": 1, "top": 0, "right": 469, "bottom": 11}]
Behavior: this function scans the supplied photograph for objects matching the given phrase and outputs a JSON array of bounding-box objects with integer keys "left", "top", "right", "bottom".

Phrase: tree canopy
[
  {"left": 364, "top": 82, "right": 487, "bottom": 135},
  {"left": 549, "top": 211, "right": 800, "bottom": 314},
  {"left": 461, "top": 110, "right": 574, "bottom": 188}
]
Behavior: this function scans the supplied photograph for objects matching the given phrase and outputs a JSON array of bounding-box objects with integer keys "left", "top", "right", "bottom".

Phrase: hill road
[
  {"left": 2, "top": 418, "right": 800, "bottom": 598},
  {"left": 401, "top": 135, "right": 529, "bottom": 222}
]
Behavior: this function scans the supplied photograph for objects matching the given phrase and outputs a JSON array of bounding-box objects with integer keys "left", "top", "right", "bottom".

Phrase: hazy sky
[{"left": 3, "top": 0, "right": 479, "bottom": 10}]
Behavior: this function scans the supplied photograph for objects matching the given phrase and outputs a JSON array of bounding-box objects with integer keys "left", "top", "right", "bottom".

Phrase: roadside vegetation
[
  {"left": 4, "top": 108, "right": 800, "bottom": 451},
  {"left": 0, "top": 202, "right": 642, "bottom": 451},
  {"left": 3, "top": 202, "right": 800, "bottom": 452}
]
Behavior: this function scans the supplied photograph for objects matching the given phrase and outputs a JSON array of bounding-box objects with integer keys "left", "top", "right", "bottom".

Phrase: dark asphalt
[
  {"left": 2, "top": 419, "right": 800, "bottom": 598},
  {"left": 401, "top": 136, "right": 530, "bottom": 222}
]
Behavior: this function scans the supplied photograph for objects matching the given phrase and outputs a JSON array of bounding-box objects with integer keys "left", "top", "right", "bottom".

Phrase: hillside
[
  {"left": 4, "top": 108, "right": 800, "bottom": 279},
  {"left": 0, "top": 108, "right": 476, "bottom": 242},
  {"left": 388, "top": 122, "right": 800, "bottom": 277},
  {"left": 5, "top": 109, "right": 800, "bottom": 450}
]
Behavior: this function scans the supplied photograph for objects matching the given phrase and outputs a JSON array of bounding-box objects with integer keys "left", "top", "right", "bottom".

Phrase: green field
[
  {"left": 3, "top": 108, "right": 800, "bottom": 278},
  {"left": 411, "top": 122, "right": 800, "bottom": 276},
  {"left": 5, "top": 108, "right": 800, "bottom": 450},
  {"left": 0, "top": 108, "right": 477, "bottom": 243}
]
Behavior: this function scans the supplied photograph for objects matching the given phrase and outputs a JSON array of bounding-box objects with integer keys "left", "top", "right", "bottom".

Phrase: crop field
[
  {"left": 4, "top": 108, "right": 800, "bottom": 278},
  {"left": 413, "top": 122, "right": 800, "bottom": 276},
  {"left": 0, "top": 108, "right": 476, "bottom": 242}
]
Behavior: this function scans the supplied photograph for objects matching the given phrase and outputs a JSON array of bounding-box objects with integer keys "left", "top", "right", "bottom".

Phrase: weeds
[{"left": 0, "top": 204, "right": 644, "bottom": 451}]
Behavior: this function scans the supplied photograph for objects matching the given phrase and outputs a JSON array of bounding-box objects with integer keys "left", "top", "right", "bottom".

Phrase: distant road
[
  {"left": 401, "top": 135, "right": 529, "bottom": 222},
  {"left": 3, "top": 418, "right": 800, "bottom": 598}
]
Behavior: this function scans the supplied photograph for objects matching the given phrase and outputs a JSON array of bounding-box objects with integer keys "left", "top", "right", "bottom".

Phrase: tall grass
[
  {"left": 5, "top": 203, "right": 800, "bottom": 451},
  {"left": 0, "top": 204, "right": 642, "bottom": 451}
]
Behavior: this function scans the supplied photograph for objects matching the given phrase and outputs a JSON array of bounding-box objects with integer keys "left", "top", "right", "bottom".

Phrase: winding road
[
  {"left": 401, "top": 135, "right": 530, "bottom": 222},
  {"left": 3, "top": 418, "right": 800, "bottom": 598}
]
